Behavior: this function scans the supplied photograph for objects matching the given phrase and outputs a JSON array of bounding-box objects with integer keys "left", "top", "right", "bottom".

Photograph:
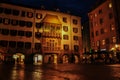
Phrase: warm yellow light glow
[{"left": 109, "top": 3, "right": 112, "bottom": 8}]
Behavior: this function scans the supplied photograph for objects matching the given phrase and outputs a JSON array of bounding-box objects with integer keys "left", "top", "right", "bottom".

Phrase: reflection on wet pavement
[{"left": 0, "top": 64, "right": 120, "bottom": 80}]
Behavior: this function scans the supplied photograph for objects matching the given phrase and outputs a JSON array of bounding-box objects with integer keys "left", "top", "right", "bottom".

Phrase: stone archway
[
  {"left": 74, "top": 55, "right": 79, "bottom": 63},
  {"left": 62, "top": 54, "right": 69, "bottom": 63},
  {"left": 13, "top": 53, "right": 25, "bottom": 64},
  {"left": 33, "top": 54, "right": 43, "bottom": 65}
]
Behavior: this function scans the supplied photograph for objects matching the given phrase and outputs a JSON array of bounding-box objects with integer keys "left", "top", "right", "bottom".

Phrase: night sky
[{"left": 2, "top": 0, "right": 104, "bottom": 23}]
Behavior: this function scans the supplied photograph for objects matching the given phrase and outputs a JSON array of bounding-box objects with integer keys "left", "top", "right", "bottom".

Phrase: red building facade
[{"left": 88, "top": 0, "right": 120, "bottom": 52}]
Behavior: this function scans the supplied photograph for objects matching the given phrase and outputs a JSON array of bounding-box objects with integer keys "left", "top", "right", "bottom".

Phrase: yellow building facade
[{"left": 0, "top": 3, "right": 82, "bottom": 64}]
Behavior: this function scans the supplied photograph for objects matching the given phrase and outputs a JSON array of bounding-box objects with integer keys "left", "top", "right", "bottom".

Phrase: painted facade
[{"left": 0, "top": 3, "right": 82, "bottom": 64}]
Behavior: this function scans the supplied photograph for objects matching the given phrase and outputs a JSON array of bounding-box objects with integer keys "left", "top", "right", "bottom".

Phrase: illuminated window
[
  {"left": 73, "top": 19, "right": 78, "bottom": 25},
  {"left": 0, "top": 7, "right": 4, "bottom": 13},
  {"left": 96, "top": 41, "right": 100, "bottom": 46},
  {"left": 27, "top": 12, "right": 33, "bottom": 18},
  {"left": 63, "top": 35, "right": 69, "bottom": 40},
  {"left": 110, "top": 24, "right": 115, "bottom": 31},
  {"left": 64, "top": 44, "right": 69, "bottom": 51},
  {"left": 95, "top": 13, "right": 97, "bottom": 17},
  {"left": 3, "top": 18, "right": 10, "bottom": 25},
  {"left": 102, "top": 39, "right": 105, "bottom": 45},
  {"left": 109, "top": 3, "right": 112, "bottom": 8},
  {"left": 36, "top": 13, "right": 42, "bottom": 19},
  {"left": 63, "top": 26, "right": 68, "bottom": 32},
  {"left": 63, "top": 17, "right": 67, "bottom": 23},
  {"left": 73, "top": 28, "right": 78, "bottom": 33},
  {"left": 112, "top": 37, "right": 116, "bottom": 43}
]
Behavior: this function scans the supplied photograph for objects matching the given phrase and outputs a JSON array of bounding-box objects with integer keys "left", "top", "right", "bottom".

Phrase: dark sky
[{"left": 2, "top": 0, "right": 103, "bottom": 23}]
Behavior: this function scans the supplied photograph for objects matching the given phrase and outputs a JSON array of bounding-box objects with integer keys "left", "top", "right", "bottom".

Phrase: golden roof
[{"left": 41, "top": 14, "right": 61, "bottom": 24}]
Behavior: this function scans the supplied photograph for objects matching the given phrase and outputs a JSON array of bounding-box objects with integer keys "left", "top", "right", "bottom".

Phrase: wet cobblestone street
[{"left": 0, "top": 64, "right": 120, "bottom": 80}]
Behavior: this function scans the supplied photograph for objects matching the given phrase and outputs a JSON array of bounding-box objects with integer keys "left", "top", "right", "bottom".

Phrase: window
[
  {"left": 0, "top": 40, "right": 8, "bottom": 47},
  {"left": 19, "top": 20, "right": 25, "bottom": 27},
  {"left": 96, "top": 41, "right": 100, "bottom": 47},
  {"left": 26, "top": 31, "right": 32, "bottom": 37},
  {"left": 11, "top": 19, "right": 18, "bottom": 26},
  {"left": 96, "top": 31, "right": 99, "bottom": 36},
  {"left": 98, "top": 9, "right": 102, "bottom": 14},
  {"left": 99, "top": 18, "right": 103, "bottom": 25},
  {"left": 74, "top": 45, "right": 79, "bottom": 52},
  {"left": 109, "top": 13, "right": 113, "bottom": 19},
  {"left": 100, "top": 28, "right": 104, "bottom": 34},
  {"left": 106, "top": 38, "right": 109, "bottom": 44},
  {"left": 27, "top": 12, "right": 33, "bottom": 18},
  {"left": 63, "top": 26, "right": 68, "bottom": 32},
  {"left": 36, "top": 13, "right": 42, "bottom": 19},
  {"left": 63, "top": 35, "right": 69, "bottom": 40},
  {"left": 64, "top": 44, "right": 69, "bottom": 51},
  {"left": 109, "top": 3, "right": 112, "bottom": 8},
  {"left": 4, "top": 8, "right": 11, "bottom": 14},
  {"left": 21, "top": 11, "right": 26, "bottom": 17},
  {"left": 26, "top": 21, "right": 32, "bottom": 27},
  {"left": 10, "top": 30, "right": 17, "bottom": 36},
  {"left": 9, "top": 41, "right": 16, "bottom": 48},
  {"left": 18, "top": 31, "right": 24, "bottom": 36},
  {"left": 35, "top": 32, "right": 41, "bottom": 38},
  {"left": 102, "top": 39, "right": 105, "bottom": 45},
  {"left": 25, "top": 42, "right": 31, "bottom": 49},
  {"left": 112, "top": 37, "right": 116, "bottom": 43},
  {"left": 110, "top": 24, "right": 115, "bottom": 31},
  {"left": 73, "top": 36, "right": 78, "bottom": 40},
  {"left": 63, "top": 17, "right": 67, "bottom": 23},
  {"left": 35, "top": 43, "right": 41, "bottom": 50},
  {"left": 12, "top": 9, "right": 19, "bottom": 16},
  {"left": 0, "top": 17, "right": 2, "bottom": 24},
  {"left": 0, "top": 7, "right": 4, "bottom": 13},
  {"left": 17, "top": 41, "right": 24, "bottom": 48},
  {"left": 91, "top": 32, "right": 94, "bottom": 38},
  {"left": 73, "top": 28, "right": 78, "bottom": 33},
  {"left": 36, "top": 23, "right": 42, "bottom": 28},
  {"left": 73, "top": 19, "right": 78, "bottom": 25},
  {"left": 3, "top": 18, "right": 10, "bottom": 25},
  {"left": 1, "top": 29, "right": 9, "bottom": 35}
]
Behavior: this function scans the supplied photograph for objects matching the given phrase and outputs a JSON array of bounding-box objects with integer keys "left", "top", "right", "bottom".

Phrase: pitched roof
[{"left": 41, "top": 14, "right": 61, "bottom": 24}]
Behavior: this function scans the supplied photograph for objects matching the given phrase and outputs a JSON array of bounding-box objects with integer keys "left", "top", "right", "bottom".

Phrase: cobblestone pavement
[{"left": 0, "top": 64, "right": 120, "bottom": 80}]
